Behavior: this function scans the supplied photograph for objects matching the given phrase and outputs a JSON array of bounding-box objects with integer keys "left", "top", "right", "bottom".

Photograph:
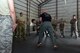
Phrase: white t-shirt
[{"left": 0, "top": 0, "right": 10, "bottom": 15}]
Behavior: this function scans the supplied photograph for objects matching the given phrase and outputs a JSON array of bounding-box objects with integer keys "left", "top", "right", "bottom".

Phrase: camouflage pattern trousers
[{"left": 0, "top": 15, "right": 13, "bottom": 53}]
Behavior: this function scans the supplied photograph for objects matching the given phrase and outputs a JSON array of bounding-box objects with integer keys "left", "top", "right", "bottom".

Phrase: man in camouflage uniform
[{"left": 0, "top": 0, "right": 17, "bottom": 53}]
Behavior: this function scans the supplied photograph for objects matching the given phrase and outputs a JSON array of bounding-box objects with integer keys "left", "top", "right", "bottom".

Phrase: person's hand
[{"left": 12, "top": 23, "right": 17, "bottom": 32}]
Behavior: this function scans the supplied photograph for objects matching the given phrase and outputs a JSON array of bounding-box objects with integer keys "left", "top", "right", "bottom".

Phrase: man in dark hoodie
[
  {"left": 37, "top": 12, "right": 58, "bottom": 48},
  {"left": 70, "top": 15, "right": 77, "bottom": 38}
]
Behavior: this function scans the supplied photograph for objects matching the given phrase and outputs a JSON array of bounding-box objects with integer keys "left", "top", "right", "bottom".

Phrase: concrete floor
[{"left": 12, "top": 33, "right": 80, "bottom": 53}]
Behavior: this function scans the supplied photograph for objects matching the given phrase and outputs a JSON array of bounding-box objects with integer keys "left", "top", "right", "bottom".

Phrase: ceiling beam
[
  {"left": 39, "top": 0, "right": 52, "bottom": 7},
  {"left": 32, "top": 0, "right": 39, "bottom": 5},
  {"left": 36, "top": 0, "right": 42, "bottom": 4}
]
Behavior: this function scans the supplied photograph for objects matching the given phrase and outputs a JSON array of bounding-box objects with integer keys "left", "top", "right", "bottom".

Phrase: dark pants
[
  {"left": 32, "top": 25, "right": 36, "bottom": 31},
  {"left": 52, "top": 25, "right": 57, "bottom": 38},
  {"left": 60, "top": 29, "right": 64, "bottom": 37},
  {"left": 38, "top": 21, "right": 56, "bottom": 44},
  {"left": 70, "top": 27, "right": 77, "bottom": 37},
  {"left": 53, "top": 25, "right": 57, "bottom": 31}
]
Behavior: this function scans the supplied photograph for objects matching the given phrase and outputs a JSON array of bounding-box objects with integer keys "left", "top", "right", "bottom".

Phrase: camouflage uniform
[{"left": 0, "top": 15, "right": 13, "bottom": 53}]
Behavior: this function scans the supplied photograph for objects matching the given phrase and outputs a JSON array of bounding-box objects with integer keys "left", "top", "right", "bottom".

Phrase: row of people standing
[
  {"left": 30, "top": 15, "right": 79, "bottom": 38},
  {"left": 52, "top": 17, "right": 65, "bottom": 38},
  {"left": 52, "top": 15, "right": 79, "bottom": 38}
]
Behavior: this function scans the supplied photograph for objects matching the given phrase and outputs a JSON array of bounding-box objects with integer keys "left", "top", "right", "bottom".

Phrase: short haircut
[
  {"left": 73, "top": 15, "right": 76, "bottom": 17},
  {"left": 31, "top": 19, "right": 35, "bottom": 22},
  {"left": 20, "top": 12, "right": 23, "bottom": 15}
]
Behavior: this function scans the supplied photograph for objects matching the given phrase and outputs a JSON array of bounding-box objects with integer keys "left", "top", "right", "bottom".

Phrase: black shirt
[
  {"left": 40, "top": 12, "right": 52, "bottom": 22},
  {"left": 70, "top": 19, "right": 76, "bottom": 27}
]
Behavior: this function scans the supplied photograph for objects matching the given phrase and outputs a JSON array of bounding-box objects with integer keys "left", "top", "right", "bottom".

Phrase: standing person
[
  {"left": 52, "top": 16, "right": 58, "bottom": 38},
  {"left": 37, "top": 12, "right": 58, "bottom": 48},
  {"left": 18, "top": 12, "right": 26, "bottom": 40},
  {"left": 70, "top": 15, "right": 78, "bottom": 38},
  {"left": 59, "top": 18, "right": 65, "bottom": 38},
  {"left": 0, "top": 0, "right": 17, "bottom": 53},
  {"left": 52, "top": 17, "right": 58, "bottom": 31}
]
